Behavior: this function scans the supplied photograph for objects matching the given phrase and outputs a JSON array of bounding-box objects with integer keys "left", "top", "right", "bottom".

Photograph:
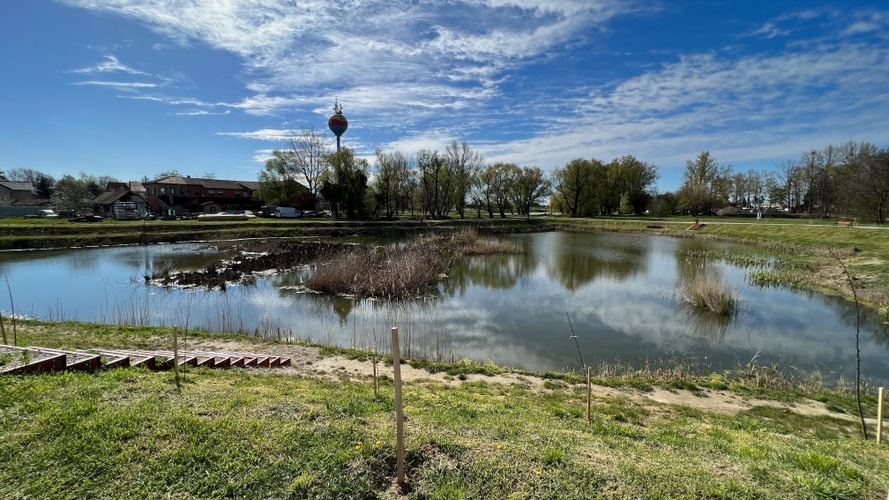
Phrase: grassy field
[{"left": 2, "top": 321, "right": 888, "bottom": 499}]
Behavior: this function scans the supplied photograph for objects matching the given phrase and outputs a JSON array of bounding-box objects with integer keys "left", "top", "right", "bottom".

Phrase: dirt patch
[{"left": 180, "top": 337, "right": 843, "bottom": 419}]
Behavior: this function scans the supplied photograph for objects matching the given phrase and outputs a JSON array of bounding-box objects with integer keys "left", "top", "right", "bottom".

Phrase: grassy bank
[
  {"left": 2, "top": 320, "right": 889, "bottom": 499},
  {"left": 548, "top": 216, "right": 889, "bottom": 310},
  {"left": 0, "top": 217, "right": 551, "bottom": 250}
]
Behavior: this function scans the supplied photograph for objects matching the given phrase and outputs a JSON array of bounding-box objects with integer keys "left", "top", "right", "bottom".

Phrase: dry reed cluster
[
  {"left": 680, "top": 277, "right": 738, "bottom": 315},
  {"left": 308, "top": 228, "right": 518, "bottom": 298}
]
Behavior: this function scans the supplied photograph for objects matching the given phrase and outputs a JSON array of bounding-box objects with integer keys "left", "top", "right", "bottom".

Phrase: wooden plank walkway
[{"left": 1, "top": 345, "right": 291, "bottom": 375}]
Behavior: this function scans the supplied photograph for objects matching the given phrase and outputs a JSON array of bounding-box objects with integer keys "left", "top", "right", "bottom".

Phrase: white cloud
[
  {"left": 58, "top": 0, "right": 638, "bottom": 116},
  {"left": 68, "top": 54, "right": 152, "bottom": 75},
  {"left": 174, "top": 110, "right": 231, "bottom": 116},
  {"left": 216, "top": 129, "right": 294, "bottom": 141},
  {"left": 56, "top": 1, "right": 889, "bottom": 183},
  {"left": 71, "top": 80, "right": 157, "bottom": 88},
  {"left": 741, "top": 22, "right": 789, "bottom": 39}
]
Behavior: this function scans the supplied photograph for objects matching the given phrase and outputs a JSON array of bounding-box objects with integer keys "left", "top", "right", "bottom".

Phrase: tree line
[
  {"left": 261, "top": 130, "right": 888, "bottom": 222},
  {"left": 666, "top": 142, "right": 889, "bottom": 222},
  {"left": 260, "top": 127, "right": 554, "bottom": 220},
  {"left": 5, "top": 134, "right": 884, "bottom": 222}
]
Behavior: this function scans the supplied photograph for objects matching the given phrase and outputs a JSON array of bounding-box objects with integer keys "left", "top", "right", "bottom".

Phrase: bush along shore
[{"left": 1, "top": 320, "right": 888, "bottom": 499}]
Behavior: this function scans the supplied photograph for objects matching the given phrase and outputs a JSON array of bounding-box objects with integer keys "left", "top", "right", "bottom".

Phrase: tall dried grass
[
  {"left": 307, "top": 229, "right": 518, "bottom": 298},
  {"left": 680, "top": 277, "right": 738, "bottom": 315},
  {"left": 308, "top": 242, "right": 452, "bottom": 299}
]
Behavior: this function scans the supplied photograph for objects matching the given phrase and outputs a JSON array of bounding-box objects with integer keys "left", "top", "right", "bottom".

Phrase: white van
[{"left": 273, "top": 207, "right": 302, "bottom": 218}]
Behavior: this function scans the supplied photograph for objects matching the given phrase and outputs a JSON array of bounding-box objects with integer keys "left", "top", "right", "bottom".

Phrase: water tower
[{"left": 328, "top": 100, "right": 348, "bottom": 152}]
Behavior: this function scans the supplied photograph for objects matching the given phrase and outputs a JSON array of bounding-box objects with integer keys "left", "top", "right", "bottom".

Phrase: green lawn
[{"left": 2, "top": 321, "right": 888, "bottom": 499}]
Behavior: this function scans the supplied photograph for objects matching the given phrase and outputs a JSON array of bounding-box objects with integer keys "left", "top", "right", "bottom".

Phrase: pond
[{"left": 1, "top": 231, "right": 887, "bottom": 384}]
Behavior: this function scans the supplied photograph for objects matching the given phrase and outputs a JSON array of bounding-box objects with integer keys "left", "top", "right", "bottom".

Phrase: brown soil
[{"left": 187, "top": 338, "right": 847, "bottom": 421}]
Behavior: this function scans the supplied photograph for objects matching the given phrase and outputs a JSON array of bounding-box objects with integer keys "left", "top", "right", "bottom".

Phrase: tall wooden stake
[
  {"left": 372, "top": 350, "right": 379, "bottom": 399},
  {"left": 391, "top": 327, "right": 405, "bottom": 486},
  {"left": 172, "top": 325, "right": 181, "bottom": 391},
  {"left": 0, "top": 310, "right": 6, "bottom": 345},
  {"left": 878, "top": 387, "right": 884, "bottom": 444},
  {"left": 587, "top": 367, "right": 592, "bottom": 423}
]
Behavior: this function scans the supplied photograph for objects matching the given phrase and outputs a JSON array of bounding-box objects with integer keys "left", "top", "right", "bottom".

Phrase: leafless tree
[{"left": 446, "top": 141, "right": 484, "bottom": 219}]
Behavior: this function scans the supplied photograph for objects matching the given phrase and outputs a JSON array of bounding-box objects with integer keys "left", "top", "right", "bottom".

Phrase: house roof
[
  {"left": 93, "top": 191, "right": 128, "bottom": 205},
  {"left": 147, "top": 176, "right": 260, "bottom": 191},
  {"left": 12, "top": 198, "right": 50, "bottom": 207},
  {"left": 0, "top": 181, "right": 35, "bottom": 192},
  {"left": 93, "top": 190, "right": 147, "bottom": 206}
]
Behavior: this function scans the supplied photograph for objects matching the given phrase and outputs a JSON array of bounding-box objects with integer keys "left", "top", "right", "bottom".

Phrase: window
[{"left": 160, "top": 187, "right": 166, "bottom": 195}]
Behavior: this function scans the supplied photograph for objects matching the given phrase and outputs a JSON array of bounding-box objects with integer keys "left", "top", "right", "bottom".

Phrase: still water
[{"left": 1, "top": 231, "right": 886, "bottom": 383}]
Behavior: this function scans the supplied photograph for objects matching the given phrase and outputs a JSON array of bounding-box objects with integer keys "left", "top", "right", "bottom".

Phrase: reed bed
[
  {"left": 307, "top": 230, "right": 518, "bottom": 299},
  {"left": 450, "top": 227, "right": 522, "bottom": 255},
  {"left": 680, "top": 277, "right": 738, "bottom": 315},
  {"left": 307, "top": 241, "right": 453, "bottom": 299}
]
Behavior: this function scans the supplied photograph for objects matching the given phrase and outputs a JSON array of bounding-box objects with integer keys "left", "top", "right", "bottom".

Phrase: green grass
[
  {"left": 2, "top": 367, "right": 887, "bottom": 499},
  {"left": 3, "top": 319, "right": 889, "bottom": 499}
]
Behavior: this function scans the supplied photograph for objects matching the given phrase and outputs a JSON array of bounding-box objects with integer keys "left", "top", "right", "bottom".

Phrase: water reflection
[
  {"left": 542, "top": 232, "right": 647, "bottom": 290},
  {"left": 0, "top": 233, "right": 887, "bottom": 384},
  {"left": 681, "top": 305, "right": 735, "bottom": 345}
]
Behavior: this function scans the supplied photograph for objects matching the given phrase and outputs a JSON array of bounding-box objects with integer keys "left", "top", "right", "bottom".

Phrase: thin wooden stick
[
  {"left": 0, "top": 310, "right": 6, "bottom": 345},
  {"left": 587, "top": 366, "right": 592, "bottom": 423},
  {"left": 878, "top": 387, "right": 884, "bottom": 444},
  {"left": 372, "top": 350, "right": 379, "bottom": 399},
  {"left": 172, "top": 325, "right": 181, "bottom": 391},
  {"left": 391, "top": 327, "right": 405, "bottom": 486}
]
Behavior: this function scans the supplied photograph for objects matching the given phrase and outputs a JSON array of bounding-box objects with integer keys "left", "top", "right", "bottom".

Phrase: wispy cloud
[
  {"left": 175, "top": 110, "right": 231, "bottom": 116},
  {"left": 71, "top": 81, "right": 158, "bottom": 88},
  {"left": 56, "top": 1, "right": 889, "bottom": 184},
  {"left": 58, "top": 0, "right": 639, "bottom": 116},
  {"left": 740, "top": 22, "right": 789, "bottom": 39},
  {"left": 68, "top": 54, "right": 151, "bottom": 76},
  {"left": 216, "top": 129, "right": 294, "bottom": 141}
]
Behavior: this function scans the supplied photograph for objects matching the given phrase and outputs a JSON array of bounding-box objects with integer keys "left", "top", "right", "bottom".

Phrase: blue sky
[{"left": 1, "top": 1, "right": 887, "bottom": 191}]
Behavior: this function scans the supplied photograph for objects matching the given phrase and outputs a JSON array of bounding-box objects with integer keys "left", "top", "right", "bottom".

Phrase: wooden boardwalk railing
[{"left": 0, "top": 345, "right": 291, "bottom": 375}]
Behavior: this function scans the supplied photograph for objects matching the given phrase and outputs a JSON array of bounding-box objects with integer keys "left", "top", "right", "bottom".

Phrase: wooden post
[
  {"left": 172, "top": 325, "right": 181, "bottom": 390},
  {"left": 372, "top": 350, "right": 379, "bottom": 399},
  {"left": 878, "top": 387, "right": 884, "bottom": 444},
  {"left": 391, "top": 327, "right": 405, "bottom": 486},
  {"left": 0, "top": 310, "right": 6, "bottom": 345},
  {"left": 587, "top": 366, "right": 592, "bottom": 423}
]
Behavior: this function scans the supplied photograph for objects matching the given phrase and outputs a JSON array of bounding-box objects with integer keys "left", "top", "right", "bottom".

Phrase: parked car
[
  {"left": 273, "top": 207, "right": 302, "bottom": 218},
  {"left": 27, "top": 209, "right": 60, "bottom": 218},
  {"left": 68, "top": 214, "right": 104, "bottom": 223}
]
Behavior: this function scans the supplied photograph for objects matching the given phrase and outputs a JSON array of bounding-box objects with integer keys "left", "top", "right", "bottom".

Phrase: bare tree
[
  {"left": 373, "top": 149, "right": 414, "bottom": 218},
  {"left": 843, "top": 142, "right": 889, "bottom": 223},
  {"left": 446, "top": 141, "right": 484, "bottom": 219},
  {"left": 773, "top": 160, "right": 800, "bottom": 211},
  {"left": 285, "top": 127, "right": 331, "bottom": 207},
  {"left": 417, "top": 149, "right": 455, "bottom": 219}
]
